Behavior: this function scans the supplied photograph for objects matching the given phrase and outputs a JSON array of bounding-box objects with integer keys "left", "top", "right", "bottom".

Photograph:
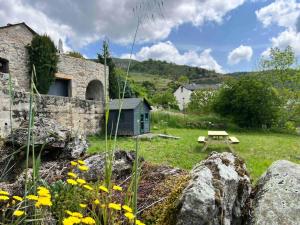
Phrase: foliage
[
  {"left": 177, "top": 75, "right": 189, "bottom": 85},
  {"left": 259, "top": 46, "right": 300, "bottom": 125},
  {"left": 151, "top": 91, "right": 179, "bottom": 110},
  {"left": 212, "top": 76, "right": 281, "bottom": 128},
  {"left": 187, "top": 89, "right": 216, "bottom": 114},
  {"left": 27, "top": 35, "right": 58, "bottom": 94},
  {"left": 113, "top": 58, "right": 221, "bottom": 82},
  {"left": 98, "top": 42, "right": 136, "bottom": 99},
  {"left": 141, "top": 81, "right": 157, "bottom": 96},
  {"left": 67, "top": 51, "right": 84, "bottom": 59}
]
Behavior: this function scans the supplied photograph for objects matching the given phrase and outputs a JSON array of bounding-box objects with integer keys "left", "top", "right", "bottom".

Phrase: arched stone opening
[
  {"left": 0, "top": 58, "right": 9, "bottom": 73},
  {"left": 85, "top": 79, "right": 104, "bottom": 101}
]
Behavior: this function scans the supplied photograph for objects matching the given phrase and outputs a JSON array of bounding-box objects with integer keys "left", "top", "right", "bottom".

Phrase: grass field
[
  {"left": 88, "top": 128, "right": 300, "bottom": 182},
  {"left": 129, "top": 72, "right": 172, "bottom": 91}
]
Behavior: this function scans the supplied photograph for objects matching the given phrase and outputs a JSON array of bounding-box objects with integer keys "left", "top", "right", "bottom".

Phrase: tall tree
[{"left": 27, "top": 35, "right": 58, "bottom": 94}]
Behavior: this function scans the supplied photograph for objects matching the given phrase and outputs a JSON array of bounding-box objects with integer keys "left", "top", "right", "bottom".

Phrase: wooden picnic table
[{"left": 200, "top": 130, "right": 239, "bottom": 152}]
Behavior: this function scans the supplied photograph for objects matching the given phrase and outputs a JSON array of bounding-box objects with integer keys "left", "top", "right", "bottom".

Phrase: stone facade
[
  {"left": 0, "top": 23, "right": 108, "bottom": 137},
  {"left": 57, "top": 54, "right": 108, "bottom": 100},
  {"left": 0, "top": 84, "right": 104, "bottom": 137},
  {"left": 0, "top": 23, "right": 34, "bottom": 92}
]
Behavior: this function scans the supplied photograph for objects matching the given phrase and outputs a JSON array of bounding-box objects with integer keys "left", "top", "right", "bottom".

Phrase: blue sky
[{"left": 1, "top": 0, "right": 300, "bottom": 73}]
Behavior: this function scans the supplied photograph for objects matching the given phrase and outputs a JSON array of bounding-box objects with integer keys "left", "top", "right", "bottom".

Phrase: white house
[{"left": 174, "top": 83, "right": 220, "bottom": 111}]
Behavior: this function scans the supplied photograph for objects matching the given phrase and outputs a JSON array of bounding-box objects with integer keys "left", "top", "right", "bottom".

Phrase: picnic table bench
[{"left": 198, "top": 131, "right": 239, "bottom": 152}]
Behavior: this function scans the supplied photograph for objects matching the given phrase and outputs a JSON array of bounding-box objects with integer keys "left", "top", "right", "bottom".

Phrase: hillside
[{"left": 113, "top": 58, "right": 223, "bottom": 84}]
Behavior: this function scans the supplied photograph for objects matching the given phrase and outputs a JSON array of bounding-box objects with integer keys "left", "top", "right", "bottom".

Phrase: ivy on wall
[{"left": 27, "top": 35, "right": 58, "bottom": 94}]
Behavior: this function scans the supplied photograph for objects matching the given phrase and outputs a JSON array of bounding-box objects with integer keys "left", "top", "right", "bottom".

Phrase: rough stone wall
[
  {"left": 57, "top": 55, "right": 108, "bottom": 99},
  {"left": 0, "top": 24, "right": 34, "bottom": 92},
  {"left": 0, "top": 87, "right": 104, "bottom": 138}
]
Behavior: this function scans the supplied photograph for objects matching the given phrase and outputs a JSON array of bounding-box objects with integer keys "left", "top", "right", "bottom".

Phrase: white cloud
[
  {"left": 228, "top": 45, "right": 253, "bottom": 65},
  {"left": 121, "top": 41, "right": 224, "bottom": 73},
  {"left": 256, "top": 0, "right": 300, "bottom": 29},
  {"left": 257, "top": 0, "right": 300, "bottom": 57},
  {"left": 0, "top": 0, "right": 245, "bottom": 49}
]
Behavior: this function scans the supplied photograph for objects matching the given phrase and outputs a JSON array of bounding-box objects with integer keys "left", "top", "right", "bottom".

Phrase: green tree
[
  {"left": 212, "top": 76, "right": 281, "bottom": 128},
  {"left": 27, "top": 35, "right": 58, "bottom": 94},
  {"left": 177, "top": 75, "right": 189, "bottom": 85},
  {"left": 151, "top": 91, "right": 179, "bottom": 110},
  {"left": 260, "top": 46, "right": 300, "bottom": 125},
  {"left": 98, "top": 41, "right": 120, "bottom": 99},
  {"left": 187, "top": 89, "right": 216, "bottom": 114}
]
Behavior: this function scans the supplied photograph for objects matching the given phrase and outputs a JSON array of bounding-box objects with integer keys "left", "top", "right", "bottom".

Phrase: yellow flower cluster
[
  {"left": 26, "top": 186, "right": 52, "bottom": 208},
  {"left": 70, "top": 160, "right": 89, "bottom": 171},
  {"left": 63, "top": 210, "right": 95, "bottom": 225}
]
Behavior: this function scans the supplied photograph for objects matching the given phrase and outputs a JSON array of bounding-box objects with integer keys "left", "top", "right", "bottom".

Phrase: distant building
[
  {"left": 174, "top": 83, "right": 220, "bottom": 111},
  {"left": 108, "top": 98, "right": 151, "bottom": 136}
]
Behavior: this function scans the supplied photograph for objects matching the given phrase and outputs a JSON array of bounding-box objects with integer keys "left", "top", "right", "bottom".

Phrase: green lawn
[{"left": 88, "top": 128, "right": 300, "bottom": 182}]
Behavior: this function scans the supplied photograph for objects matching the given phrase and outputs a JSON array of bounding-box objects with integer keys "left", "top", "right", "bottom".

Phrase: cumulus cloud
[
  {"left": 257, "top": 0, "right": 300, "bottom": 56},
  {"left": 256, "top": 0, "right": 300, "bottom": 29},
  {"left": 0, "top": 0, "right": 245, "bottom": 49},
  {"left": 227, "top": 45, "right": 253, "bottom": 65},
  {"left": 121, "top": 41, "right": 224, "bottom": 73}
]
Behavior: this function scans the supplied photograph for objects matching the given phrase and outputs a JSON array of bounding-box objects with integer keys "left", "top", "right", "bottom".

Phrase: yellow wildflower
[
  {"left": 122, "top": 205, "right": 133, "bottom": 212},
  {"left": 76, "top": 178, "right": 86, "bottom": 185},
  {"left": 81, "top": 216, "right": 96, "bottom": 224},
  {"left": 124, "top": 212, "right": 135, "bottom": 220},
  {"left": 99, "top": 185, "right": 108, "bottom": 193},
  {"left": 79, "top": 203, "right": 87, "bottom": 208},
  {"left": 113, "top": 185, "right": 123, "bottom": 191},
  {"left": 26, "top": 195, "right": 39, "bottom": 201},
  {"left": 0, "top": 190, "right": 9, "bottom": 195},
  {"left": 67, "top": 179, "right": 78, "bottom": 186},
  {"left": 71, "top": 161, "right": 78, "bottom": 166},
  {"left": 83, "top": 184, "right": 93, "bottom": 191},
  {"left": 135, "top": 220, "right": 145, "bottom": 225},
  {"left": 13, "top": 196, "right": 23, "bottom": 202},
  {"left": 0, "top": 195, "right": 9, "bottom": 201},
  {"left": 93, "top": 199, "right": 100, "bottom": 205},
  {"left": 101, "top": 204, "right": 105, "bottom": 208},
  {"left": 13, "top": 210, "right": 25, "bottom": 217},
  {"left": 37, "top": 187, "right": 50, "bottom": 197},
  {"left": 77, "top": 160, "right": 85, "bottom": 165},
  {"left": 63, "top": 216, "right": 81, "bottom": 225},
  {"left": 67, "top": 172, "right": 77, "bottom": 178},
  {"left": 35, "top": 195, "right": 52, "bottom": 207},
  {"left": 65, "top": 210, "right": 83, "bottom": 218},
  {"left": 78, "top": 165, "right": 89, "bottom": 171},
  {"left": 108, "top": 203, "right": 121, "bottom": 210}
]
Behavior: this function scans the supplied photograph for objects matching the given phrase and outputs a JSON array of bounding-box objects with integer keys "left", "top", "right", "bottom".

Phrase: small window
[
  {"left": 145, "top": 113, "right": 149, "bottom": 121},
  {"left": 181, "top": 86, "right": 184, "bottom": 93},
  {"left": 0, "top": 58, "right": 9, "bottom": 73}
]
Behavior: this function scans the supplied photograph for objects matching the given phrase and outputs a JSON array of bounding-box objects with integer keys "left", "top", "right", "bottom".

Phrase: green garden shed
[{"left": 108, "top": 98, "right": 151, "bottom": 136}]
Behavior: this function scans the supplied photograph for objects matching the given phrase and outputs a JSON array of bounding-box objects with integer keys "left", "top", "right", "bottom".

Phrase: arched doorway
[
  {"left": 85, "top": 79, "right": 104, "bottom": 101},
  {"left": 0, "top": 58, "right": 9, "bottom": 73}
]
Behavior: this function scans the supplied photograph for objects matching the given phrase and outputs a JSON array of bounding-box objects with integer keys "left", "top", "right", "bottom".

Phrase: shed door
[{"left": 140, "top": 114, "right": 144, "bottom": 134}]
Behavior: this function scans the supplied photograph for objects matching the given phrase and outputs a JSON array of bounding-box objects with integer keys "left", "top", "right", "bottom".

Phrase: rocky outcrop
[
  {"left": 176, "top": 152, "right": 251, "bottom": 225},
  {"left": 249, "top": 160, "right": 300, "bottom": 225},
  {"left": 77, "top": 151, "right": 137, "bottom": 181}
]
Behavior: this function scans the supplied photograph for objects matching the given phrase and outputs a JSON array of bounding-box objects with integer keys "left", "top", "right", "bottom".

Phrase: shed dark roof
[
  {"left": 183, "top": 83, "right": 220, "bottom": 91},
  {"left": 0, "top": 22, "right": 37, "bottom": 35},
  {"left": 109, "top": 98, "right": 151, "bottom": 110}
]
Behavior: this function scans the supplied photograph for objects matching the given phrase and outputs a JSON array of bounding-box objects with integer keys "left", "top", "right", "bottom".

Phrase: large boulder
[
  {"left": 176, "top": 152, "right": 251, "bottom": 225},
  {"left": 249, "top": 160, "right": 300, "bottom": 225},
  {"left": 76, "top": 151, "right": 138, "bottom": 182}
]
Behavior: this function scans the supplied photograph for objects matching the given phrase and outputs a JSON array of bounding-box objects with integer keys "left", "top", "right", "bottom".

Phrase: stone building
[{"left": 0, "top": 22, "right": 108, "bottom": 137}]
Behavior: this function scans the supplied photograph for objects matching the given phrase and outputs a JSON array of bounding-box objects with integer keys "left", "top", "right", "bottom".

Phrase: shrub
[
  {"left": 27, "top": 35, "right": 58, "bottom": 94},
  {"left": 151, "top": 91, "right": 179, "bottom": 110},
  {"left": 212, "top": 76, "right": 281, "bottom": 128},
  {"left": 187, "top": 89, "right": 216, "bottom": 114}
]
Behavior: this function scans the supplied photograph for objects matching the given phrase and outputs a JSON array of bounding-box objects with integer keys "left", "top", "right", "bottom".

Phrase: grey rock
[
  {"left": 61, "top": 135, "right": 88, "bottom": 159},
  {"left": 176, "top": 152, "right": 251, "bottom": 225},
  {"left": 7, "top": 117, "right": 70, "bottom": 149},
  {"left": 77, "top": 151, "right": 137, "bottom": 182},
  {"left": 249, "top": 160, "right": 300, "bottom": 225}
]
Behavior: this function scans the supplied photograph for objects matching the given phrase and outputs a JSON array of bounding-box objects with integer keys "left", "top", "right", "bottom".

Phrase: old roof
[
  {"left": 109, "top": 98, "right": 151, "bottom": 110},
  {"left": 0, "top": 22, "right": 37, "bottom": 35},
  {"left": 183, "top": 83, "right": 220, "bottom": 91}
]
